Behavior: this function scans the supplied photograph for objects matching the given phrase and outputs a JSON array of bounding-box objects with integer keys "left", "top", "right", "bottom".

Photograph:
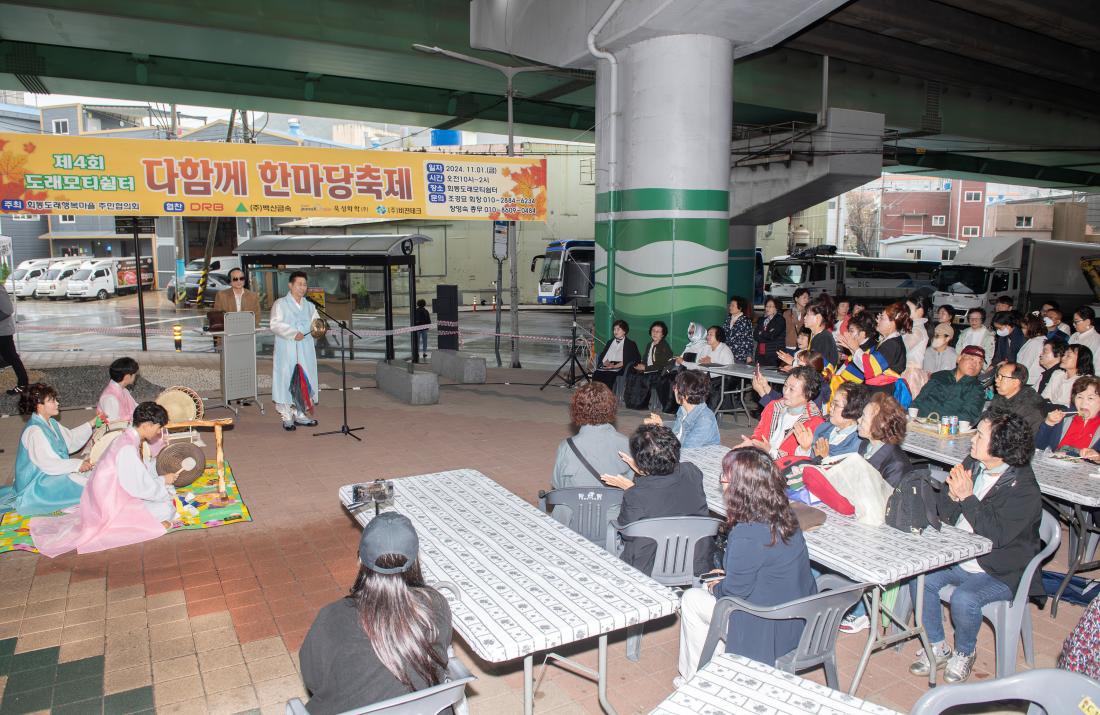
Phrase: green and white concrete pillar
[{"left": 594, "top": 34, "right": 733, "bottom": 351}]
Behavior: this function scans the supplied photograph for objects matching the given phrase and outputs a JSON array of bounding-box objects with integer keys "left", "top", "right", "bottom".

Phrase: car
[{"left": 164, "top": 272, "right": 231, "bottom": 307}]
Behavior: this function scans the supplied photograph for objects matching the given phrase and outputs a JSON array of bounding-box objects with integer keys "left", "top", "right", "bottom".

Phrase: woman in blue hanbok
[
  {"left": 0, "top": 383, "right": 97, "bottom": 516},
  {"left": 270, "top": 271, "right": 320, "bottom": 431}
]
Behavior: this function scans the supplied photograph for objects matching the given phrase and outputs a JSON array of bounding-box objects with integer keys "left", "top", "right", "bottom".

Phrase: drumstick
[{"left": 215, "top": 423, "right": 226, "bottom": 497}]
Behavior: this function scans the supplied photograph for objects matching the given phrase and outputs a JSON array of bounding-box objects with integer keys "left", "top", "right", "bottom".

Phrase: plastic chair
[
  {"left": 538, "top": 487, "right": 624, "bottom": 547},
  {"left": 285, "top": 654, "right": 475, "bottom": 715},
  {"left": 909, "top": 667, "right": 1100, "bottom": 715},
  {"left": 608, "top": 515, "right": 723, "bottom": 587},
  {"left": 609, "top": 515, "right": 723, "bottom": 661},
  {"left": 934, "top": 509, "right": 1060, "bottom": 678},
  {"left": 697, "top": 573, "right": 868, "bottom": 690}
]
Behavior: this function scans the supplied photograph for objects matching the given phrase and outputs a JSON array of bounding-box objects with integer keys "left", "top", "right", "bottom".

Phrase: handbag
[
  {"left": 883, "top": 468, "right": 942, "bottom": 534},
  {"left": 623, "top": 372, "right": 653, "bottom": 410}
]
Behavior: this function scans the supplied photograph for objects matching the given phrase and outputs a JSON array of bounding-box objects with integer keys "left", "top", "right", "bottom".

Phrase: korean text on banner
[{"left": 0, "top": 133, "right": 548, "bottom": 220}]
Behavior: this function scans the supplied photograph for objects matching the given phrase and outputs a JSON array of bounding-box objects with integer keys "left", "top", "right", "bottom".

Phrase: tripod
[
  {"left": 541, "top": 301, "right": 590, "bottom": 390},
  {"left": 311, "top": 303, "right": 365, "bottom": 441}
]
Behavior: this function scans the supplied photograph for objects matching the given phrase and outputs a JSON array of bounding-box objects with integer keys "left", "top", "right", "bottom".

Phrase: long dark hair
[
  {"left": 721, "top": 447, "right": 799, "bottom": 545},
  {"left": 348, "top": 556, "right": 447, "bottom": 690}
]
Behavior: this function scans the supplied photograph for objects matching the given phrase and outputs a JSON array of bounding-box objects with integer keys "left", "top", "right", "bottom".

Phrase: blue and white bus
[{"left": 531, "top": 239, "right": 596, "bottom": 308}]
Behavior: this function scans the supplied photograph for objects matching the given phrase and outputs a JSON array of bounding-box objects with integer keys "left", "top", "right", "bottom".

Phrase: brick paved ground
[{"left": 0, "top": 352, "right": 1085, "bottom": 714}]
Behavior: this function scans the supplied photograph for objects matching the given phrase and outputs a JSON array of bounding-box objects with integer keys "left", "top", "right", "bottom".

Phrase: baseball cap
[
  {"left": 960, "top": 345, "right": 986, "bottom": 361},
  {"left": 359, "top": 512, "right": 419, "bottom": 574}
]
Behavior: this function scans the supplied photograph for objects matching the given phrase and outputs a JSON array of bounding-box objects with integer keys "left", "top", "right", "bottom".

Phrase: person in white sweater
[
  {"left": 1070, "top": 307, "right": 1100, "bottom": 357},
  {"left": 1015, "top": 314, "right": 1047, "bottom": 389},
  {"left": 957, "top": 308, "right": 995, "bottom": 368}
]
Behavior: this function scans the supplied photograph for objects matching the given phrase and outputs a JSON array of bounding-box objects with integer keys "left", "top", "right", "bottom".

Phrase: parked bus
[
  {"left": 766, "top": 245, "right": 937, "bottom": 306},
  {"left": 531, "top": 239, "right": 595, "bottom": 308}
]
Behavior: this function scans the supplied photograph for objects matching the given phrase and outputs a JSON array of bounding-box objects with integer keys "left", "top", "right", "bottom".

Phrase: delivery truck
[
  {"left": 931, "top": 236, "right": 1098, "bottom": 318},
  {"left": 5, "top": 258, "right": 52, "bottom": 298},
  {"left": 66, "top": 257, "right": 154, "bottom": 300},
  {"left": 34, "top": 258, "right": 86, "bottom": 299}
]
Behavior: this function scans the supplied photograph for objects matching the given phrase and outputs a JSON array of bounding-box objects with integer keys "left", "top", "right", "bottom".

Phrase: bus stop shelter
[{"left": 234, "top": 233, "right": 430, "bottom": 361}]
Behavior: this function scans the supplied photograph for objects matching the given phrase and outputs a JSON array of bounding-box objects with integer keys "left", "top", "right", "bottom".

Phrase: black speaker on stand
[{"left": 541, "top": 260, "right": 593, "bottom": 390}]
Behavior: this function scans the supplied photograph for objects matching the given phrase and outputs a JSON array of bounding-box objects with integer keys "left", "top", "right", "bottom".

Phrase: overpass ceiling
[{"left": 0, "top": 0, "right": 1097, "bottom": 189}]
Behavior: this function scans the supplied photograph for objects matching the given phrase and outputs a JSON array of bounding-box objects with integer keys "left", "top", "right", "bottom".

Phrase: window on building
[
  {"left": 51, "top": 119, "right": 70, "bottom": 135},
  {"left": 964, "top": 191, "right": 983, "bottom": 202},
  {"left": 906, "top": 248, "right": 922, "bottom": 259},
  {"left": 941, "top": 249, "right": 957, "bottom": 260},
  {"left": 931, "top": 215, "right": 946, "bottom": 226},
  {"left": 9, "top": 214, "right": 37, "bottom": 221},
  {"left": 1015, "top": 215, "right": 1033, "bottom": 228},
  {"left": 962, "top": 226, "right": 980, "bottom": 237},
  {"left": 579, "top": 156, "right": 595, "bottom": 185},
  {"left": 58, "top": 215, "right": 76, "bottom": 224}
]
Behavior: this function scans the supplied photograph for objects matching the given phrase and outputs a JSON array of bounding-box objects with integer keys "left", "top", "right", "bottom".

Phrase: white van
[
  {"left": 35, "top": 258, "right": 86, "bottom": 299},
  {"left": 6, "top": 258, "right": 52, "bottom": 298},
  {"left": 66, "top": 257, "right": 154, "bottom": 300}
]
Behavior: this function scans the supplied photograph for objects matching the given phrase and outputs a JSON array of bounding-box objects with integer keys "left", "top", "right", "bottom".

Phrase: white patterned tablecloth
[
  {"left": 691, "top": 363, "right": 787, "bottom": 385},
  {"left": 903, "top": 430, "right": 1100, "bottom": 508},
  {"left": 339, "top": 469, "right": 681, "bottom": 664},
  {"left": 650, "top": 652, "right": 902, "bottom": 715},
  {"left": 682, "top": 446, "right": 991, "bottom": 586}
]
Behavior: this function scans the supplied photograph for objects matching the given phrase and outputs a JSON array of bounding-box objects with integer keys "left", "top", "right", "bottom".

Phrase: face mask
[
  {"left": 1044, "top": 317, "right": 1055, "bottom": 328},
  {"left": 996, "top": 327, "right": 1011, "bottom": 337}
]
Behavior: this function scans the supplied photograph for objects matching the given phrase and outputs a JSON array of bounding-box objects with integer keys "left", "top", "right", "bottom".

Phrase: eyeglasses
[
  {"left": 1075, "top": 318, "right": 1088, "bottom": 325},
  {"left": 995, "top": 373, "right": 1018, "bottom": 381},
  {"left": 231, "top": 277, "right": 245, "bottom": 282}
]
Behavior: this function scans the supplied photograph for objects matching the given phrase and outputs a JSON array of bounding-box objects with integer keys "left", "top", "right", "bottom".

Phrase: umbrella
[{"left": 289, "top": 364, "right": 315, "bottom": 416}]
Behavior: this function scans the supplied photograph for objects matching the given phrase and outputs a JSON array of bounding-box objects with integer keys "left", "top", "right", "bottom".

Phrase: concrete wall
[{"left": 880, "top": 236, "right": 961, "bottom": 261}]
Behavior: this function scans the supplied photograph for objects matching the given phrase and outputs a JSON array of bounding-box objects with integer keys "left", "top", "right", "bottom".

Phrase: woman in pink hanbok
[{"left": 30, "top": 402, "right": 181, "bottom": 557}]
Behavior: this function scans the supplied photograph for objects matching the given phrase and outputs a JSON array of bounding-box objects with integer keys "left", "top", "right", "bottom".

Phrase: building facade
[
  {"left": 880, "top": 179, "right": 987, "bottom": 243},
  {"left": 878, "top": 234, "right": 962, "bottom": 261}
]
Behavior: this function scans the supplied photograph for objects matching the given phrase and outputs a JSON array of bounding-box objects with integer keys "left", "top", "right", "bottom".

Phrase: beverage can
[
  {"left": 940, "top": 417, "right": 951, "bottom": 436},
  {"left": 950, "top": 416, "right": 959, "bottom": 435}
]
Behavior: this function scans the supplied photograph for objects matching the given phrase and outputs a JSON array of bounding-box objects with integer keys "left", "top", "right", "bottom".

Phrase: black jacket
[
  {"left": 865, "top": 442, "right": 913, "bottom": 489},
  {"left": 935, "top": 457, "right": 1043, "bottom": 595},
  {"left": 619, "top": 462, "right": 712, "bottom": 576},
  {"left": 989, "top": 387, "right": 1048, "bottom": 437},
  {"left": 992, "top": 327, "right": 1026, "bottom": 365},
  {"left": 595, "top": 337, "right": 641, "bottom": 375},
  {"left": 754, "top": 314, "right": 786, "bottom": 366}
]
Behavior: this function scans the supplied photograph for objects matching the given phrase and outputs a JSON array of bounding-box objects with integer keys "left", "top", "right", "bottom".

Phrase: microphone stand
[{"left": 309, "top": 301, "right": 365, "bottom": 441}]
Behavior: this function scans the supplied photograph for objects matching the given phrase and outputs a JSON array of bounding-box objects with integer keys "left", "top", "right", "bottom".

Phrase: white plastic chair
[
  {"left": 910, "top": 667, "right": 1100, "bottom": 715},
  {"left": 285, "top": 655, "right": 474, "bottom": 715},
  {"left": 934, "top": 509, "right": 1061, "bottom": 678}
]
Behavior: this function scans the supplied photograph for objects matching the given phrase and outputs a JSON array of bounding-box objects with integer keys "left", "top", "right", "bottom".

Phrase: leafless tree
[{"left": 846, "top": 190, "right": 879, "bottom": 256}]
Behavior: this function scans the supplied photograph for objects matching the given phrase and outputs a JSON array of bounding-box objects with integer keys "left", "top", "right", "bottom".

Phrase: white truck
[
  {"left": 5, "top": 258, "right": 52, "bottom": 298},
  {"left": 766, "top": 245, "right": 938, "bottom": 307},
  {"left": 931, "top": 236, "right": 1098, "bottom": 318},
  {"left": 34, "top": 258, "right": 86, "bottom": 299},
  {"left": 66, "top": 257, "right": 154, "bottom": 300}
]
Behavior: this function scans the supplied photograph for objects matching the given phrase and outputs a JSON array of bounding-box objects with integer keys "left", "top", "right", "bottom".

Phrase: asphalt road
[{"left": 10, "top": 291, "right": 595, "bottom": 368}]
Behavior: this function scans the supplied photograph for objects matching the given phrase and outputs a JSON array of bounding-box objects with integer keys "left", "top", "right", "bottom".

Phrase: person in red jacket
[{"left": 739, "top": 366, "right": 824, "bottom": 469}]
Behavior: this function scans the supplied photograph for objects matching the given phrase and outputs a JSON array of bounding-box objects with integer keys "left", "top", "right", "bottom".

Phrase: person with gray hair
[{"left": 0, "top": 283, "right": 28, "bottom": 395}]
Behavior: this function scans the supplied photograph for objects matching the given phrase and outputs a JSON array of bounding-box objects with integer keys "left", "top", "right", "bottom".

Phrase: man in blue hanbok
[{"left": 270, "top": 271, "right": 320, "bottom": 431}]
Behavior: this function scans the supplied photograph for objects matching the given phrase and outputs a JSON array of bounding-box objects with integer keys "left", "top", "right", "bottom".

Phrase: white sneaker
[{"left": 839, "top": 614, "right": 870, "bottom": 633}]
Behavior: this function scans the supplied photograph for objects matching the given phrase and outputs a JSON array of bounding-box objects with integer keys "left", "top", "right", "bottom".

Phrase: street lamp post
[{"left": 412, "top": 44, "right": 551, "bottom": 369}]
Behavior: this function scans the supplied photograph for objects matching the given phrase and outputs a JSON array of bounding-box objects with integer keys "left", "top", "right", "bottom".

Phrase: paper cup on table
[
  {"left": 959, "top": 421, "right": 971, "bottom": 432},
  {"left": 908, "top": 408, "right": 919, "bottom": 419}
]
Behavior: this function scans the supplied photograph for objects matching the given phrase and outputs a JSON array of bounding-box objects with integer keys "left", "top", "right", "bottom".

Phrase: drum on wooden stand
[
  {"left": 156, "top": 442, "right": 207, "bottom": 488},
  {"left": 156, "top": 386, "right": 204, "bottom": 422}
]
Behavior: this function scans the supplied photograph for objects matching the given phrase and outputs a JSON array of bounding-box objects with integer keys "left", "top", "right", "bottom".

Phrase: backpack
[{"left": 884, "top": 468, "right": 942, "bottom": 534}]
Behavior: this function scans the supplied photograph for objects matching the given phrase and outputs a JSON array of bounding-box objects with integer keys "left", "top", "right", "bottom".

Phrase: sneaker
[
  {"left": 908, "top": 643, "right": 950, "bottom": 676},
  {"left": 282, "top": 421, "right": 296, "bottom": 432},
  {"left": 294, "top": 416, "right": 318, "bottom": 427},
  {"left": 839, "top": 614, "right": 870, "bottom": 634},
  {"left": 5, "top": 385, "right": 25, "bottom": 396},
  {"left": 943, "top": 651, "right": 976, "bottom": 684}
]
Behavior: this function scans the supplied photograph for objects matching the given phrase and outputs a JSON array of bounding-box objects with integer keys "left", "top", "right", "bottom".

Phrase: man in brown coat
[{"left": 212, "top": 268, "right": 261, "bottom": 327}]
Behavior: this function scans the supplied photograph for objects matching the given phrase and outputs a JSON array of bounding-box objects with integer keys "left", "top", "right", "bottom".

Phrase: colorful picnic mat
[{"left": 0, "top": 460, "right": 250, "bottom": 555}]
